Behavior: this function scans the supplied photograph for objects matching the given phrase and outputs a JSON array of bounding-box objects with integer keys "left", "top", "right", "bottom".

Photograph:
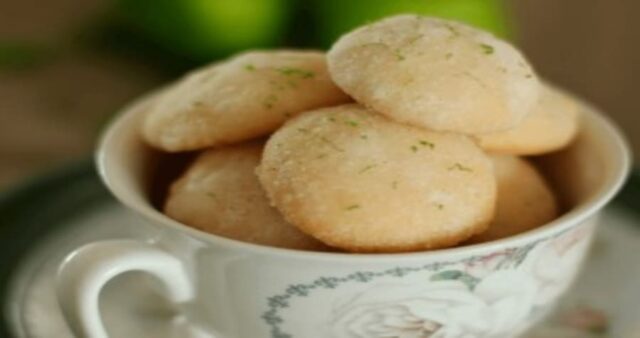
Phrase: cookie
[
  {"left": 469, "top": 155, "right": 558, "bottom": 243},
  {"left": 143, "top": 50, "right": 351, "bottom": 152},
  {"left": 477, "top": 84, "right": 580, "bottom": 155},
  {"left": 164, "top": 141, "right": 329, "bottom": 251},
  {"left": 328, "top": 15, "right": 540, "bottom": 134},
  {"left": 258, "top": 104, "right": 496, "bottom": 252}
]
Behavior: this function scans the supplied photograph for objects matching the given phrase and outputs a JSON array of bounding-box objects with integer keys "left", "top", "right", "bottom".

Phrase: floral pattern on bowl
[{"left": 262, "top": 224, "right": 593, "bottom": 338}]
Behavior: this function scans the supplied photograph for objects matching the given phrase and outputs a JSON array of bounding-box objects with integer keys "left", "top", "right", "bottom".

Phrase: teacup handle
[{"left": 56, "top": 239, "right": 195, "bottom": 338}]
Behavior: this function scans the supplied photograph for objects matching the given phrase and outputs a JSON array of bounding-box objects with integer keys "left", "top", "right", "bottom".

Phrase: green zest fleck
[
  {"left": 276, "top": 67, "right": 315, "bottom": 78},
  {"left": 411, "top": 140, "right": 434, "bottom": 152},
  {"left": 347, "top": 120, "right": 359, "bottom": 127},
  {"left": 446, "top": 25, "right": 460, "bottom": 38},
  {"left": 359, "top": 164, "right": 376, "bottom": 174},
  {"left": 193, "top": 101, "right": 205, "bottom": 107},
  {"left": 320, "top": 136, "right": 345, "bottom": 152},
  {"left": 360, "top": 134, "right": 368, "bottom": 140},
  {"left": 297, "top": 127, "right": 345, "bottom": 152},
  {"left": 263, "top": 94, "right": 278, "bottom": 109},
  {"left": 448, "top": 163, "right": 473, "bottom": 172},
  {"left": 394, "top": 48, "right": 406, "bottom": 61},
  {"left": 419, "top": 140, "right": 435, "bottom": 149},
  {"left": 286, "top": 79, "right": 298, "bottom": 89},
  {"left": 268, "top": 80, "right": 286, "bottom": 91},
  {"left": 463, "top": 71, "right": 488, "bottom": 89},
  {"left": 345, "top": 204, "right": 360, "bottom": 211},
  {"left": 359, "top": 42, "right": 387, "bottom": 49},
  {"left": 436, "top": 203, "right": 444, "bottom": 210},
  {"left": 445, "top": 52, "right": 453, "bottom": 60},
  {"left": 407, "top": 34, "right": 424, "bottom": 45},
  {"left": 480, "top": 44, "right": 494, "bottom": 55},
  {"left": 244, "top": 64, "right": 256, "bottom": 71},
  {"left": 525, "top": 73, "right": 533, "bottom": 79},
  {"left": 328, "top": 117, "right": 337, "bottom": 122},
  {"left": 206, "top": 192, "right": 216, "bottom": 199}
]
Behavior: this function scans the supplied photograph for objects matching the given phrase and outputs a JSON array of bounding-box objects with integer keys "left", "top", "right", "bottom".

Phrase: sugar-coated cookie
[
  {"left": 143, "top": 50, "right": 351, "bottom": 152},
  {"left": 469, "top": 155, "right": 558, "bottom": 243},
  {"left": 477, "top": 85, "right": 580, "bottom": 155},
  {"left": 328, "top": 15, "right": 540, "bottom": 134},
  {"left": 258, "top": 104, "right": 496, "bottom": 252},
  {"left": 164, "top": 141, "right": 330, "bottom": 251}
]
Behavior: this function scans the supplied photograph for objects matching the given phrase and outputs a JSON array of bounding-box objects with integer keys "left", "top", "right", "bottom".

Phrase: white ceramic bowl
[{"left": 58, "top": 90, "right": 630, "bottom": 338}]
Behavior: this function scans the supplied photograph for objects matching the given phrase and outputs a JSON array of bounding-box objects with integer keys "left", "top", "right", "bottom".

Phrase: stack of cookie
[{"left": 141, "top": 15, "right": 578, "bottom": 253}]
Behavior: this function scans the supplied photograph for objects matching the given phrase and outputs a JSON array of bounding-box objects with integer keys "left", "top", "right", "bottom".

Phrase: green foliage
[
  {"left": 314, "top": 0, "right": 511, "bottom": 47},
  {"left": 109, "top": 0, "right": 510, "bottom": 64},
  {"left": 115, "top": 0, "right": 291, "bottom": 60}
]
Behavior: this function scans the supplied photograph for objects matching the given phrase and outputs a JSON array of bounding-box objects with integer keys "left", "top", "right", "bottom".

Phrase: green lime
[
  {"left": 117, "top": 0, "right": 291, "bottom": 60},
  {"left": 315, "top": 0, "right": 511, "bottom": 47}
]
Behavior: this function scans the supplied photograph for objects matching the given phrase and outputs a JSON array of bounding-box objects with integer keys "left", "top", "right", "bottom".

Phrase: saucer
[{"left": 1, "top": 161, "right": 639, "bottom": 338}]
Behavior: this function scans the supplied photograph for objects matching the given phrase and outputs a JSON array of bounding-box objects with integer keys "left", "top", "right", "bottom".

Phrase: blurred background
[{"left": 0, "top": 0, "right": 638, "bottom": 190}]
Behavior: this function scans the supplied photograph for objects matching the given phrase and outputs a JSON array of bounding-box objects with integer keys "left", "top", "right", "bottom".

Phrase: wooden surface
[
  {"left": 513, "top": 0, "right": 640, "bottom": 161},
  {"left": 0, "top": 0, "right": 163, "bottom": 189},
  {"left": 0, "top": 0, "right": 638, "bottom": 189}
]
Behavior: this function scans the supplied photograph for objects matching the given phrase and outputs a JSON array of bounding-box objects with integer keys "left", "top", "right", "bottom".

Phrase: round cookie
[
  {"left": 143, "top": 50, "right": 351, "bottom": 152},
  {"left": 258, "top": 104, "right": 496, "bottom": 252},
  {"left": 469, "top": 155, "right": 558, "bottom": 243},
  {"left": 477, "top": 84, "right": 580, "bottom": 155},
  {"left": 328, "top": 15, "right": 540, "bottom": 134},
  {"left": 164, "top": 141, "right": 329, "bottom": 251}
]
